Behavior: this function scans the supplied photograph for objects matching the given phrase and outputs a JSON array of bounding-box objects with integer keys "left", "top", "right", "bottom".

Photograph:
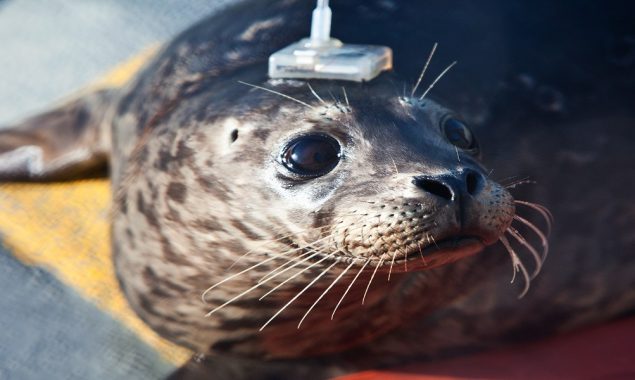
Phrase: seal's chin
[{"left": 413, "top": 236, "right": 484, "bottom": 268}]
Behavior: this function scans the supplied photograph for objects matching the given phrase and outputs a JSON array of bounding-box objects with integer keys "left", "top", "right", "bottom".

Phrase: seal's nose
[{"left": 412, "top": 169, "right": 484, "bottom": 202}]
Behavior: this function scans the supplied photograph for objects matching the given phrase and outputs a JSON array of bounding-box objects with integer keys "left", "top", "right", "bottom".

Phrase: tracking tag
[{"left": 268, "top": 0, "right": 392, "bottom": 82}]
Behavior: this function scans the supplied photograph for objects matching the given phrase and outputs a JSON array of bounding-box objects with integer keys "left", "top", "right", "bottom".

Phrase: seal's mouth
[
  {"left": 320, "top": 235, "right": 485, "bottom": 272},
  {"left": 389, "top": 235, "right": 485, "bottom": 271}
]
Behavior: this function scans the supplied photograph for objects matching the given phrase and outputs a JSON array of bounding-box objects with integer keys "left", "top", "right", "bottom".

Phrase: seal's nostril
[
  {"left": 412, "top": 178, "right": 453, "bottom": 201},
  {"left": 465, "top": 170, "right": 483, "bottom": 195},
  {"left": 466, "top": 171, "right": 478, "bottom": 195}
]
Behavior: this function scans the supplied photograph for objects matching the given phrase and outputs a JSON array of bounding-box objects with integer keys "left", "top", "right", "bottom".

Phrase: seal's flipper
[{"left": 0, "top": 89, "right": 116, "bottom": 181}]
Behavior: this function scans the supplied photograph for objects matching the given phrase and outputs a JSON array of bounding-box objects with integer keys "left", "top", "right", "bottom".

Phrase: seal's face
[
  {"left": 191, "top": 79, "right": 514, "bottom": 276},
  {"left": 253, "top": 83, "right": 514, "bottom": 272},
  {"left": 113, "top": 77, "right": 518, "bottom": 357}
]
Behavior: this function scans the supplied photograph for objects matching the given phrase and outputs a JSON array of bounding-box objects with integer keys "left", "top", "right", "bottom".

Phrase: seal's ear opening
[
  {"left": 0, "top": 89, "right": 115, "bottom": 182},
  {"left": 230, "top": 129, "right": 239, "bottom": 144}
]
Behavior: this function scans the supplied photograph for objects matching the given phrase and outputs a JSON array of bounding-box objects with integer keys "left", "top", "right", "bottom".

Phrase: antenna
[
  {"left": 268, "top": 0, "right": 392, "bottom": 82},
  {"left": 310, "top": 0, "right": 332, "bottom": 47}
]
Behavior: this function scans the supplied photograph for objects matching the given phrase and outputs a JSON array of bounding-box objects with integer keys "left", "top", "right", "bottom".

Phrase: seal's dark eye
[
  {"left": 443, "top": 117, "right": 476, "bottom": 150},
  {"left": 280, "top": 134, "right": 341, "bottom": 177}
]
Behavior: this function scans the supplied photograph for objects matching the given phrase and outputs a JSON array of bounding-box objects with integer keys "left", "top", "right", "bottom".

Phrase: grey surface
[
  {"left": 0, "top": 242, "right": 174, "bottom": 380},
  {"left": 0, "top": 0, "right": 235, "bottom": 126}
]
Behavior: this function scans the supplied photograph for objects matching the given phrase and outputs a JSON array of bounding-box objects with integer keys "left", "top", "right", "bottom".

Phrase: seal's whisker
[
  {"left": 256, "top": 233, "right": 346, "bottom": 285},
  {"left": 513, "top": 215, "right": 549, "bottom": 261},
  {"left": 497, "top": 175, "right": 527, "bottom": 186},
  {"left": 332, "top": 259, "right": 370, "bottom": 319},
  {"left": 507, "top": 226, "right": 543, "bottom": 279},
  {"left": 504, "top": 179, "right": 535, "bottom": 190},
  {"left": 417, "top": 240, "right": 428, "bottom": 266},
  {"left": 363, "top": 259, "right": 384, "bottom": 305},
  {"left": 206, "top": 284, "right": 260, "bottom": 317},
  {"left": 307, "top": 83, "right": 328, "bottom": 106},
  {"left": 515, "top": 200, "right": 553, "bottom": 235},
  {"left": 411, "top": 42, "right": 438, "bottom": 98},
  {"left": 500, "top": 235, "right": 531, "bottom": 298},
  {"left": 202, "top": 231, "right": 342, "bottom": 297},
  {"left": 495, "top": 175, "right": 522, "bottom": 183},
  {"left": 226, "top": 225, "right": 332, "bottom": 271},
  {"left": 238, "top": 81, "right": 315, "bottom": 109},
  {"left": 226, "top": 247, "right": 265, "bottom": 272},
  {"left": 429, "top": 234, "right": 440, "bottom": 250},
  {"left": 259, "top": 226, "right": 352, "bottom": 281},
  {"left": 342, "top": 86, "right": 350, "bottom": 108},
  {"left": 202, "top": 254, "right": 286, "bottom": 302},
  {"left": 257, "top": 249, "right": 318, "bottom": 284},
  {"left": 419, "top": 61, "right": 458, "bottom": 100},
  {"left": 206, "top": 251, "right": 334, "bottom": 316},
  {"left": 403, "top": 247, "right": 409, "bottom": 272},
  {"left": 205, "top": 259, "right": 299, "bottom": 317},
  {"left": 260, "top": 261, "right": 339, "bottom": 331},
  {"left": 327, "top": 90, "right": 339, "bottom": 105},
  {"left": 298, "top": 261, "right": 355, "bottom": 328},
  {"left": 389, "top": 155, "right": 400, "bottom": 175},
  {"left": 388, "top": 249, "right": 398, "bottom": 281},
  {"left": 259, "top": 254, "right": 332, "bottom": 300}
]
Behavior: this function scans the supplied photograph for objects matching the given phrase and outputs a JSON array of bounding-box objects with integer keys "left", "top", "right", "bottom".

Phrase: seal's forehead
[{"left": 234, "top": 77, "right": 453, "bottom": 137}]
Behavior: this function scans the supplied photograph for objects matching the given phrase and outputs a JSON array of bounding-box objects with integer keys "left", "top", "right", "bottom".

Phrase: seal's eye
[
  {"left": 280, "top": 134, "right": 341, "bottom": 177},
  {"left": 443, "top": 117, "right": 476, "bottom": 150}
]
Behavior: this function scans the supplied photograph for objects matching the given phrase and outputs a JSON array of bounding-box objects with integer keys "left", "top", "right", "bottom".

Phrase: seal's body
[{"left": 2, "top": 0, "right": 635, "bottom": 379}]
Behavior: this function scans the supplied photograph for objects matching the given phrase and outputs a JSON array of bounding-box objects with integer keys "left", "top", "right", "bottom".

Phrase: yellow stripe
[
  {"left": 91, "top": 44, "right": 160, "bottom": 89},
  {"left": 0, "top": 181, "right": 190, "bottom": 364}
]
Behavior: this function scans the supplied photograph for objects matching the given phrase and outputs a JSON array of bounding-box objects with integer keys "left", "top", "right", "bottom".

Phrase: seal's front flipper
[{"left": 0, "top": 89, "right": 116, "bottom": 181}]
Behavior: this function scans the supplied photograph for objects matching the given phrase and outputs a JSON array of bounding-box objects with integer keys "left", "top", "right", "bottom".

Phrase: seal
[
  {"left": 3, "top": 0, "right": 634, "bottom": 379},
  {"left": 105, "top": 0, "right": 546, "bottom": 371},
  {"left": 0, "top": 0, "right": 549, "bottom": 377}
]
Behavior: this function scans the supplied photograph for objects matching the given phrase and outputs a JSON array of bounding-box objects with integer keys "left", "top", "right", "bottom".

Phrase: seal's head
[
  {"left": 109, "top": 0, "right": 548, "bottom": 363},
  {"left": 233, "top": 79, "right": 513, "bottom": 270},
  {"left": 114, "top": 72, "right": 521, "bottom": 359}
]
